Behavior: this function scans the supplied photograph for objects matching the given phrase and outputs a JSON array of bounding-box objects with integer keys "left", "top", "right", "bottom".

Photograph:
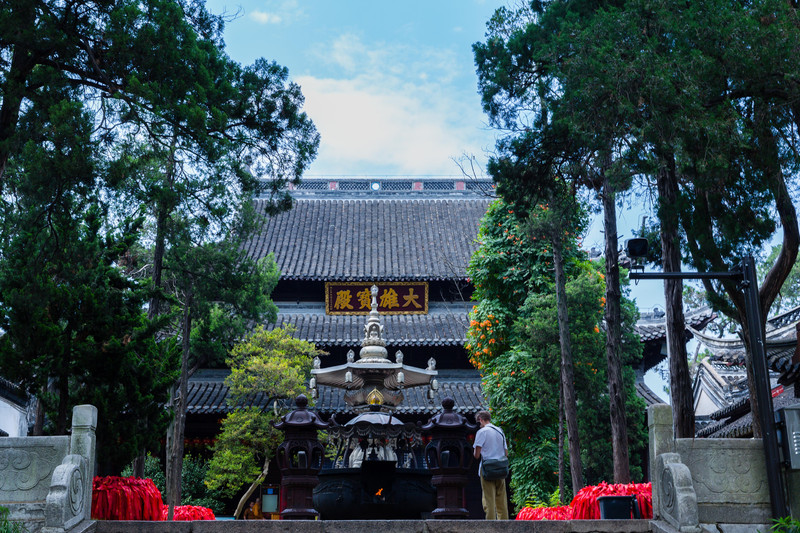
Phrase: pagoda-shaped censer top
[{"left": 309, "top": 285, "right": 438, "bottom": 410}]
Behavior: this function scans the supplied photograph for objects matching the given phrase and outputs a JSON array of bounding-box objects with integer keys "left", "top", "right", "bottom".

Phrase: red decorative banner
[{"left": 325, "top": 282, "right": 428, "bottom": 315}]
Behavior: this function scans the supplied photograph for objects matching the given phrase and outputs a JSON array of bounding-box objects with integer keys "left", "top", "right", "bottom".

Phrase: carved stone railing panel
[
  {"left": 648, "top": 404, "right": 773, "bottom": 531},
  {"left": 0, "top": 405, "right": 96, "bottom": 533},
  {"left": 676, "top": 439, "right": 768, "bottom": 503},
  {"left": 0, "top": 439, "right": 69, "bottom": 501}
]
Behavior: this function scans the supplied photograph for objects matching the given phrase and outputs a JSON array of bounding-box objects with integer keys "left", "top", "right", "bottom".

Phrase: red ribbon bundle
[
  {"left": 515, "top": 481, "right": 652, "bottom": 521},
  {"left": 515, "top": 505, "right": 573, "bottom": 520},
  {"left": 571, "top": 481, "right": 652, "bottom": 519},
  {"left": 91, "top": 476, "right": 164, "bottom": 521},
  {"left": 162, "top": 505, "right": 216, "bottom": 521},
  {"left": 92, "top": 476, "right": 216, "bottom": 521}
]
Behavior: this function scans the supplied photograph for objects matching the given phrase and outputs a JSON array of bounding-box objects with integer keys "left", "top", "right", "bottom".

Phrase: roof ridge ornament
[{"left": 358, "top": 285, "right": 390, "bottom": 363}]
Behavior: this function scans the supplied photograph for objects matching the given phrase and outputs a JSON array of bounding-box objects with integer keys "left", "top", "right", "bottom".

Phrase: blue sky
[
  {"left": 203, "top": 0, "right": 667, "bottom": 311},
  {"left": 204, "top": 0, "right": 505, "bottom": 177},
  {"left": 203, "top": 1, "right": 671, "bottom": 399}
]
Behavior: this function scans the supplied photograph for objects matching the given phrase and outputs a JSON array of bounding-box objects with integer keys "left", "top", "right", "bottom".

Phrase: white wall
[{"left": 0, "top": 397, "right": 27, "bottom": 437}]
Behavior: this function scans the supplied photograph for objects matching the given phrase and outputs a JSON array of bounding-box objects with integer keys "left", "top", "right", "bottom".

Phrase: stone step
[{"left": 93, "top": 519, "right": 654, "bottom": 533}]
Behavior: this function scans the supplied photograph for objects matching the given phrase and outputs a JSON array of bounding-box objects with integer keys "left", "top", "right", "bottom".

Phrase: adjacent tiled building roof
[
  {"left": 635, "top": 380, "right": 667, "bottom": 406},
  {"left": 186, "top": 369, "right": 485, "bottom": 417},
  {"left": 0, "top": 376, "right": 26, "bottom": 407},
  {"left": 269, "top": 302, "right": 470, "bottom": 347},
  {"left": 697, "top": 386, "right": 798, "bottom": 438},
  {"left": 691, "top": 305, "right": 800, "bottom": 376},
  {"left": 633, "top": 307, "right": 716, "bottom": 343},
  {"left": 244, "top": 198, "right": 491, "bottom": 281},
  {"left": 693, "top": 305, "right": 800, "bottom": 438},
  {"left": 186, "top": 369, "right": 280, "bottom": 415}
]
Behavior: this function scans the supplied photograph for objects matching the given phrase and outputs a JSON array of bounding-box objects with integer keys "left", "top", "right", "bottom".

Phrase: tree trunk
[
  {"left": 147, "top": 140, "right": 176, "bottom": 321},
  {"left": 164, "top": 386, "right": 174, "bottom": 501},
  {"left": 148, "top": 142, "right": 178, "bottom": 485},
  {"left": 57, "top": 336, "right": 70, "bottom": 435},
  {"left": 0, "top": 3, "right": 36, "bottom": 185},
  {"left": 131, "top": 454, "right": 145, "bottom": 479},
  {"left": 147, "top": 204, "right": 168, "bottom": 321},
  {"left": 558, "top": 385, "right": 565, "bottom": 504},
  {"left": 167, "top": 290, "right": 192, "bottom": 520},
  {"left": 234, "top": 457, "right": 271, "bottom": 519},
  {"left": 32, "top": 393, "right": 44, "bottom": 436},
  {"left": 602, "top": 180, "right": 631, "bottom": 483},
  {"left": 552, "top": 233, "right": 584, "bottom": 494},
  {"left": 748, "top": 116, "right": 800, "bottom": 437},
  {"left": 657, "top": 153, "right": 693, "bottom": 438}
]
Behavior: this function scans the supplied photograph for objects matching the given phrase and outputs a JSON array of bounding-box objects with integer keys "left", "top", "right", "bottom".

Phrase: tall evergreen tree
[
  {"left": 474, "top": 0, "right": 800, "bottom": 439},
  {"left": 466, "top": 199, "right": 646, "bottom": 506},
  {"left": 474, "top": 1, "right": 641, "bottom": 459},
  {"left": 0, "top": 0, "right": 318, "bottom": 471},
  {"left": 160, "top": 223, "right": 279, "bottom": 517},
  {"left": 0, "top": 75, "right": 177, "bottom": 471}
]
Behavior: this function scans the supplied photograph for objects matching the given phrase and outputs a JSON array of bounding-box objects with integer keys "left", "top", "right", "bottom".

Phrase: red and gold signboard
[{"left": 325, "top": 282, "right": 428, "bottom": 315}]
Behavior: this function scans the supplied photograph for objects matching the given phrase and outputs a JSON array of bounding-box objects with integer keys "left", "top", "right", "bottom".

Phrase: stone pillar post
[
  {"left": 648, "top": 403, "right": 674, "bottom": 519},
  {"left": 273, "top": 395, "right": 330, "bottom": 520},
  {"left": 70, "top": 405, "right": 97, "bottom": 521},
  {"left": 421, "top": 397, "right": 477, "bottom": 519}
]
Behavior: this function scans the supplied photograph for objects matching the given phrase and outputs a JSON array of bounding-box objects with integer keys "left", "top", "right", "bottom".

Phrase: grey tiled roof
[
  {"left": 701, "top": 334, "right": 798, "bottom": 372},
  {"left": 633, "top": 307, "right": 716, "bottom": 343},
  {"left": 270, "top": 303, "right": 471, "bottom": 347},
  {"left": 186, "top": 369, "right": 486, "bottom": 416},
  {"left": 698, "top": 387, "right": 800, "bottom": 438},
  {"left": 244, "top": 198, "right": 491, "bottom": 281},
  {"left": 186, "top": 370, "right": 278, "bottom": 415},
  {"left": 0, "top": 376, "right": 26, "bottom": 407},
  {"left": 635, "top": 380, "right": 666, "bottom": 406}
]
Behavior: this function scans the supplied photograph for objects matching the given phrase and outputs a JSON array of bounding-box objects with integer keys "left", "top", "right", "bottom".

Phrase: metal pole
[
  {"left": 630, "top": 257, "right": 788, "bottom": 518},
  {"left": 740, "top": 256, "right": 788, "bottom": 518}
]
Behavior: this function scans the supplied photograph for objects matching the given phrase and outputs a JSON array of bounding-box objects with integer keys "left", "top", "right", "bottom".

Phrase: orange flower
[{"left": 593, "top": 326, "right": 600, "bottom": 333}]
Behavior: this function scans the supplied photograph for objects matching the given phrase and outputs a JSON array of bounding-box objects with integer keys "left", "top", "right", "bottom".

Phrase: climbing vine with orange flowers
[{"left": 465, "top": 199, "right": 647, "bottom": 508}]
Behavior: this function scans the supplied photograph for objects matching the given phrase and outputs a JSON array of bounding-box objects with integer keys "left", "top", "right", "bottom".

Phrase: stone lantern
[
  {"left": 273, "top": 394, "right": 330, "bottom": 519},
  {"left": 421, "top": 397, "right": 477, "bottom": 519}
]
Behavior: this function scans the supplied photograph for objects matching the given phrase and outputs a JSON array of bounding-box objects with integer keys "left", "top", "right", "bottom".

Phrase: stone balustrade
[{"left": 0, "top": 404, "right": 97, "bottom": 533}]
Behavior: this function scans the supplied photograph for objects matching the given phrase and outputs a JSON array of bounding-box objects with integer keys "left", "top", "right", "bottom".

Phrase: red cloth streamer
[
  {"left": 162, "top": 505, "right": 216, "bottom": 521},
  {"left": 92, "top": 476, "right": 216, "bottom": 521},
  {"left": 516, "top": 505, "right": 573, "bottom": 520},
  {"left": 515, "top": 481, "right": 652, "bottom": 521},
  {"left": 92, "top": 476, "right": 164, "bottom": 521}
]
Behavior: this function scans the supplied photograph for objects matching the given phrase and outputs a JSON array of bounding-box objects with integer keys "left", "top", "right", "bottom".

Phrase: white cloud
[
  {"left": 250, "top": 10, "right": 282, "bottom": 24},
  {"left": 248, "top": 1, "right": 302, "bottom": 25},
  {"left": 297, "top": 56, "right": 492, "bottom": 175},
  {"left": 296, "top": 37, "right": 496, "bottom": 176}
]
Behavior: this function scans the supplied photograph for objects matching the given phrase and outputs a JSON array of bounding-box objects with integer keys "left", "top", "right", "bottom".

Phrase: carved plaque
[{"left": 325, "top": 282, "right": 428, "bottom": 315}]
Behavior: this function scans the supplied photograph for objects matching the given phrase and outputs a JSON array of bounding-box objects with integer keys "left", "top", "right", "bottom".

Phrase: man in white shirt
[{"left": 473, "top": 410, "right": 509, "bottom": 519}]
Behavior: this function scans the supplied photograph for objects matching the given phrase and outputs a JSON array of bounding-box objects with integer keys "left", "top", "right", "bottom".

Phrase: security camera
[{"left": 625, "top": 238, "right": 648, "bottom": 259}]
